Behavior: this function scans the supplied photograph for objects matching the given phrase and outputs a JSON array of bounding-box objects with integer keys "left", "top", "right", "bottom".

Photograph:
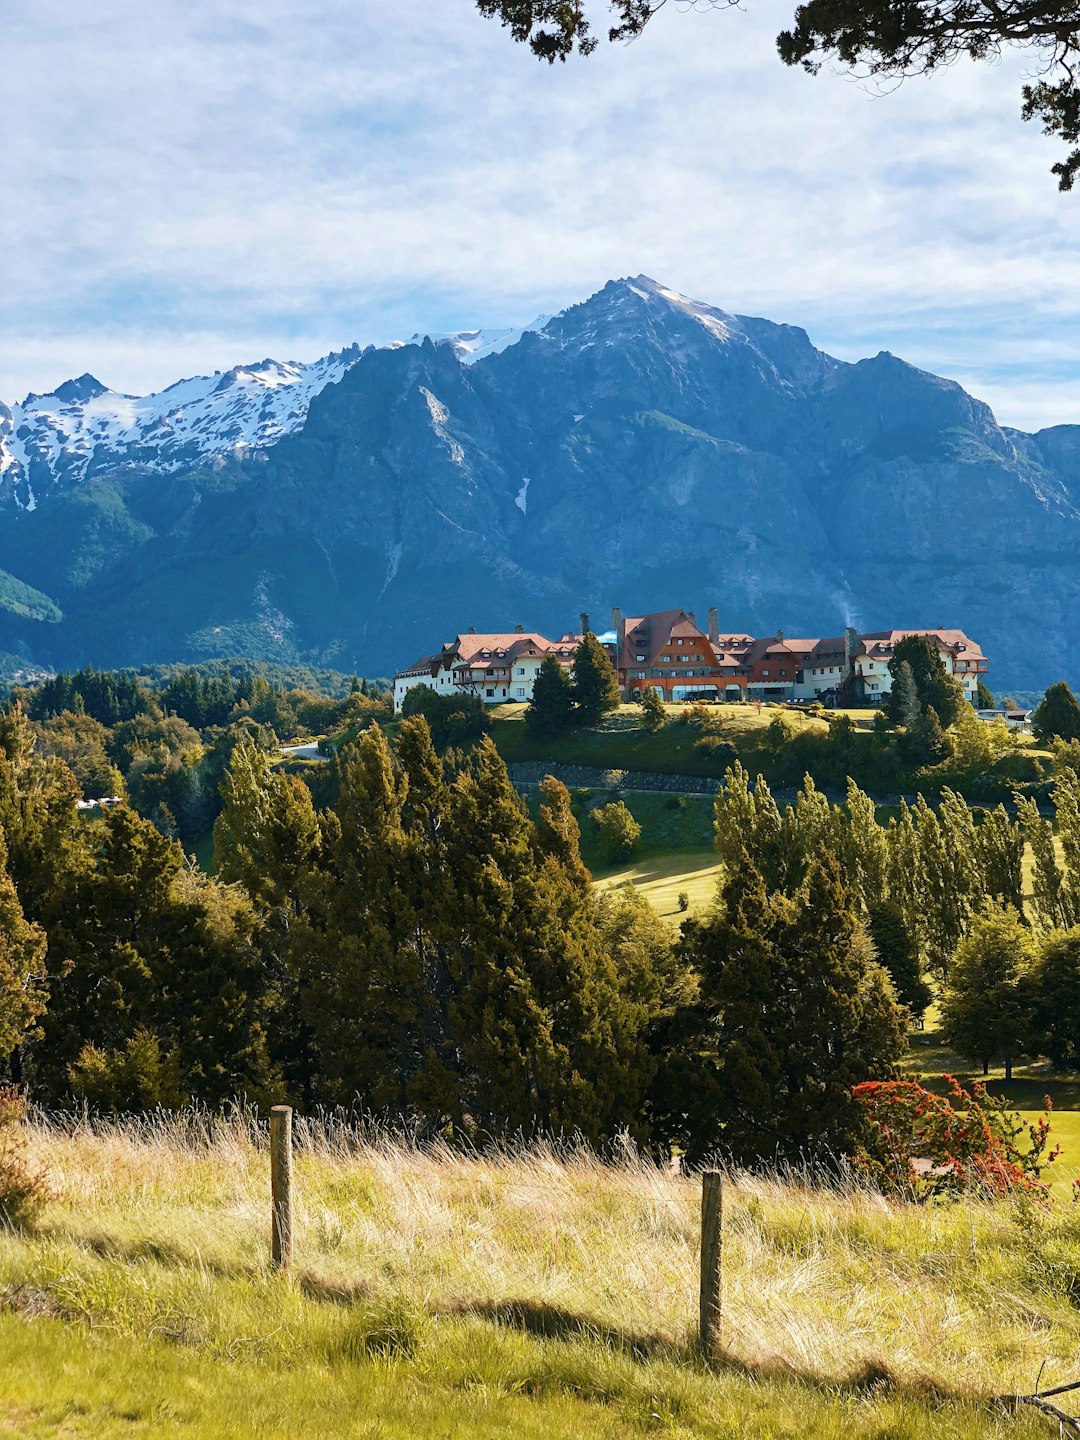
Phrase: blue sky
[{"left": 3, "top": 0, "right": 1079, "bottom": 430}]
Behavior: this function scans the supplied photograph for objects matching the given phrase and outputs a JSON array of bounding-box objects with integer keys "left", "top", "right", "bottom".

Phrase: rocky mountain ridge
[{"left": 1, "top": 275, "right": 1077, "bottom": 691}]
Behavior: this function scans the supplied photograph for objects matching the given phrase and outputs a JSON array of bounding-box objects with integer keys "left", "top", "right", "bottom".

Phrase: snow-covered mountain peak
[
  {"left": 410, "top": 315, "right": 554, "bottom": 365},
  {"left": 0, "top": 344, "right": 367, "bottom": 510}
]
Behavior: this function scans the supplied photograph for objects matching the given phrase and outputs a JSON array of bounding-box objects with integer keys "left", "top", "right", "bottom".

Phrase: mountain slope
[{"left": 1, "top": 276, "right": 1077, "bottom": 690}]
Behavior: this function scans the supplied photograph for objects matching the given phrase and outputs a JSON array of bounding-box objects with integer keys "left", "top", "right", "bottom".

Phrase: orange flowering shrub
[{"left": 851, "top": 1076, "right": 1060, "bottom": 1202}]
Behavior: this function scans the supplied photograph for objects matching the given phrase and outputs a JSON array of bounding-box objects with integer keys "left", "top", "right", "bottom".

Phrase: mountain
[{"left": 1, "top": 275, "right": 1078, "bottom": 692}]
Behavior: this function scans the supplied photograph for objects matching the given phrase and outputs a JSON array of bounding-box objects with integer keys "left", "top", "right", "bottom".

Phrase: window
[
  {"left": 516, "top": 667, "right": 525, "bottom": 676},
  {"left": 517, "top": 687, "right": 525, "bottom": 697},
  {"left": 486, "top": 689, "right": 494, "bottom": 698},
  {"left": 677, "top": 639, "right": 684, "bottom": 646},
  {"left": 780, "top": 669, "right": 787, "bottom": 677},
  {"left": 763, "top": 668, "right": 770, "bottom": 677},
  {"left": 636, "top": 654, "right": 645, "bottom": 662}
]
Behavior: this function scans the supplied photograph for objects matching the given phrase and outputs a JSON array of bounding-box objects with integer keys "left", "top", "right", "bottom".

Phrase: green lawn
[
  {"left": 594, "top": 850, "right": 724, "bottom": 923},
  {"left": 491, "top": 702, "right": 829, "bottom": 779}
]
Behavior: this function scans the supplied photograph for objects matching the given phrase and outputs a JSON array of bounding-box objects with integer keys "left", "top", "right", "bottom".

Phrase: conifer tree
[
  {"left": 656, "top": 848, "right": 906, "bottom": 1164},
  {"left": 867, "top": 900, "right": 931, "bottom": 1021},
  {"left": 940, "top": 905, "right": 1035, "bottom": 1078},
  {"left": 446, "top": 738, "right": 645, "bottom": 1140},
  {"left": 214, "top": 739, "right": 322, "bottom": 912},
  {"left": 0, "top": 833, "right": 47, "bottom": 1067},
  {"left": 294, "top": 724, "right": 427, "bottom": 1110},
  {"left": 890, "top": 660, "right": 920, "bottom": 731},
  {"left": 1034, "top": 681, "right": 1080, "bottom": 744},
  {"left": 571, "top": 633, "right": 621, "bottom": 726},
  {"left": 639, "top": 686, "right": 666, "bottom": 732},
  {"left": 886, "top": 636, "right": 963, "bottom": 729},
  {"left": 526, "top": 655, "right": 576, "bottom": 736}
]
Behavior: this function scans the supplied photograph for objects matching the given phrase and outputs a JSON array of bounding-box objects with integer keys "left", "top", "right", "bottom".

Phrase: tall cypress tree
[
  {"left": 527, "top": 655, "right": 576, "bottom": 736},
  {"left": 295, "top": 725, "right": 427, "bottom": 1110},
  {"left": 571, "top": 633, "right": 621, "bottom": 726},
  {"left": 656, "top": 848, "right": 906, "bottom": 1165}
]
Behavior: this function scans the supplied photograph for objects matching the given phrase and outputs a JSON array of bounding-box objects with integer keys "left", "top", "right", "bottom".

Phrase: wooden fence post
[
  {"left": 270, "top": 1104, "right": 293, "bottom": 1271},
  {"left": 699, "top": 1170, "right": 723, "bottom": 1359}
]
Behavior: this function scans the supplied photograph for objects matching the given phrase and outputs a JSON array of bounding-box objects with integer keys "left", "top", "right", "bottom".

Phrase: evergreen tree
[
  {"left": 655, "top": 849, "right": 906, "bottom": 1165},
  {"left": 890, "top": 660, "right": 920, "bottom": 731},
  {"left": 214, "top": 740, "right": 322, "bottom": 912},
  {"left": 976, "top": 678, "right": 995, "bottom": 710},
  {"left": 1033, "top": 681, "right": 1080, "bottom": 744},
  {"left": 447, "top": 738, "right": 646, "bottom": 1140},
  {"left": 0, "top": 833, "right": 48, "bottom": 1068},
  {"left": 940, "top": 905, "right": 1035, "bottom": 1078},
  {"left": 639, "top": 686, "right": 666, "bottom": 732},
  {"left": 571, "top": 633, "right": 621, "bottom": 726},
  {"left": 867, "top": 900, "right": 931, "bottom": 1021},
  {"left": 886, "top": 636, "right": 963, "bottom": 729},
  {"left": 294, "top": 724, "right": 427, "bottom": 1110},
  {"left": 526, "top": 655, "right": 576, "bottom": 736}
]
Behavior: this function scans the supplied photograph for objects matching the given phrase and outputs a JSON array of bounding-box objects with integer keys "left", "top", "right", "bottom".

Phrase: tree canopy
[{"left": 473, "top": 0, "right": 1080, "bottom": 188}]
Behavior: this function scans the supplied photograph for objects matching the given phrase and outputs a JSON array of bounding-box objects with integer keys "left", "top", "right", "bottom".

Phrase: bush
[
  {"left": 852, "top": 1077, "right": 1059, "bottom": 1201},
  {"left": 400, "top": 686, "right": 490, "bottom": 751},
  {"left": 0, "top": 1087, "right": 49, "bottom": 1229},
  {"left": 677, "top": 891, "right": 690, "bottom": 913},
  {"left": 591, "top": 801, "right": 642, "bottom": 861},
  {"left": 693, "top": 735, "right": 738, "bottom": 767}
]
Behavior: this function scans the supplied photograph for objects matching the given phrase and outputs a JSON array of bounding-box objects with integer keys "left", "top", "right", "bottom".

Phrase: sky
[{"left": 3, "top": 0, "right": 1079, "bottom": 431}]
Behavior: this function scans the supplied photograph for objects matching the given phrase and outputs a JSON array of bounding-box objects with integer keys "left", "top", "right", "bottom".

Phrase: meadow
[{"left": 4, "top": 1113, "right": 1080, "bottom": 1438}]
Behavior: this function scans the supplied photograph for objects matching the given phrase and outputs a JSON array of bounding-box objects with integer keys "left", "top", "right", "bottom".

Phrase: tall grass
[{"left": 1, "top": 1109, "right": 1075, "bottom": 1437}]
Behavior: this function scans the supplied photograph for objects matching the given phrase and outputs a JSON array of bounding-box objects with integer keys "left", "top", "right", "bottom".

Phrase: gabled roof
[{"left": 855, "top": 629, "right": 986, "bottom": 662}]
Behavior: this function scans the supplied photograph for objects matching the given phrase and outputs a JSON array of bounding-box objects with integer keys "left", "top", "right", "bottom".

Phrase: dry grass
[{"left": 1, "top": 1111, "right": 1076, "bottom": 1436}]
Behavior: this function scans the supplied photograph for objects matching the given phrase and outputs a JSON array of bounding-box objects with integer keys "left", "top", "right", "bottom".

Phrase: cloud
[{"left": 2, "top": 0, "right": 1078, "bottom": 430}]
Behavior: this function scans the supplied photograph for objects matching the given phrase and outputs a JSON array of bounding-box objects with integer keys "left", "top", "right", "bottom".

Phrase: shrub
[
  {"left": 638, "top": 687, "right": 666, "bottom": 733},
  {"left": 591, "top": 801, "right": 642, "bottom": 861},
  {"left": 693, "top": 735, "right": 737, "bottom": 767},
  {"left": 677, "top": 891, "right": 690, "bottom": 913},
  {"left": 0, "top": 1087, "right": 49, "bottom": 1229},
  {"left": 852, "top": 1076, "right": 1060, "bottom": 1202}
]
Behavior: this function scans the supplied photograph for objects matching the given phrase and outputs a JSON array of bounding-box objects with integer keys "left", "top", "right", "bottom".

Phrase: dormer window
[{"left": 481, "top": 649, "right": 491, "bottom": 657}]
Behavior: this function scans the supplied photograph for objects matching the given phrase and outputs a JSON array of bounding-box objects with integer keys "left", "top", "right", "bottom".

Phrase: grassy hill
[
  {"left": 3, "top": 1114, "right": 1077, "bottom": 1438},
  {"left": 490, "top": 701, "right": 831, "bottom": 779}
]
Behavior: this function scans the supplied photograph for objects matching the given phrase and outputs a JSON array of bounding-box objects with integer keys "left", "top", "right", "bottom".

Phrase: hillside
[
  {"left": 2, "top": 1114, "right": 1075, "bottom": 1438},
  {"left": 2, "top": 277, "right": 1080, "bottom": 689}
]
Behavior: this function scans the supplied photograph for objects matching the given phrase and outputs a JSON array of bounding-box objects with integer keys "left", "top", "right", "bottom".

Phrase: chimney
[
  {"left": 467, "top": 625, "right": 477, "bottom": 634},
  {"left": 514, "top": 622, "right": 524, "bottom": 633},
  {"left": 580, "top": 611, "right": 590, "bottom": 636},
  {"left": 708, "top": 607, "right": 719, "bottom": 643},
  {"left": 776, "top": 628, "right": 784, "bottom": 642},
  {"left": 844, "top": 626, "right": 858, "bottom": 670},
  {"left": 611, "top": 606, "right": 622, "bottom": 636}
]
